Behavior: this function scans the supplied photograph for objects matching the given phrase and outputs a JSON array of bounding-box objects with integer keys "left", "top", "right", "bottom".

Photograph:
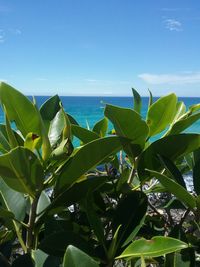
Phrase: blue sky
[{"left": 0, "top": 0, "right": 200, "bottom": 96}]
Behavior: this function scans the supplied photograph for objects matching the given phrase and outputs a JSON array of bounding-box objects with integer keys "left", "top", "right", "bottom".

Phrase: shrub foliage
[{"left": 0, "top": 82, "right": 200, "bottom": 266}]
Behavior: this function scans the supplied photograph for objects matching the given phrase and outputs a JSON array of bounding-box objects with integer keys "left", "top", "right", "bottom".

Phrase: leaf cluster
[{"left": 0, "top": 82, "right": 200, "bottom": 266}]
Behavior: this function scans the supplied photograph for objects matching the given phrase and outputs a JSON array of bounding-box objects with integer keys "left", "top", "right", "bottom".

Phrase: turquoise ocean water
[{"left": 0, "top": 96, "right": 200, "bottom": 134}]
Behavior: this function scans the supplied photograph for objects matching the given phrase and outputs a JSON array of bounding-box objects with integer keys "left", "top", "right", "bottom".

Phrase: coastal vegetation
[{"left": 0, "top": 82, "right": 200, "bottom": 266}]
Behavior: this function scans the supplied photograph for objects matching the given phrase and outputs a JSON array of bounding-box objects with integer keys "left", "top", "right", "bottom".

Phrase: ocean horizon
[{"left": 1, "top": 96, "right": 200, "bottom": 135}]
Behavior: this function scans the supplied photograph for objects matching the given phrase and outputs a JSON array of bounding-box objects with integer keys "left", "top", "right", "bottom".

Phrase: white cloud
[
  {"left": 138, "top": 72, "right": 200, "bottom": 85},
  {"left": 164, "top": 19, "right": 182, "bottom": 31}
]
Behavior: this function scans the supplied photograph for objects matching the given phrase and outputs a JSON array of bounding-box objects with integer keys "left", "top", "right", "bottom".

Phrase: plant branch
[{"left": 26, "top": 194, "right": 40, "bottom": 253}]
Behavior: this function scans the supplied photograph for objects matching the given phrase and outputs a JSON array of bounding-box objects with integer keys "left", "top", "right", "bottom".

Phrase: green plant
[{"left": 0, "top": 82, "right": 200, "bottom": 266}]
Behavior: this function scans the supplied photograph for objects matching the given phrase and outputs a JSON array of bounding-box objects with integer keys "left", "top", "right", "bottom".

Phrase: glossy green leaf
[
  {"left": 0, "top": 82, "right": 41, "bottom": 138},
  {"left": 0, "top": 82, "right": 51, "bottom": 160},
  {"left": 104, "top": 104, "right": 149, "bottom": 150},
  {"left": 0, "top": 180, "right": 26, "bottom": 250},
  {"left": 48, "top": 108, "right": 70, "bottom": 147},
  {"left": 0, "top": 147, "right": 44, "bottom": 197},
  {"left": 189, "top": 103, "right": 200, "bottom": 113},
  {"left": 40, "top": 95, "right": 70, "bottom": 155},
  {"left": 55, "top": 136, "right": 124, "bottom": 194},
  {"left": 62, "top": 112, "right": 71, "bottom": 140},
  {"left": 147, "top": 169, "right": 196, "bottom": 209},
  {"left": 63, "top": 245, "right": 99, "bottom": 267},
  {"left": 67, "top": 113, "right": 79, "bottom": 125},
  {"left": 93, "top": 117, "right": 108, "bottom": 137},
  {"left": 5, "top": 110, "right": 18, "bottom": 149},
  {"left": 146, "top": 93, "right": 177, "bottom": 137},
  {"left": 32, "top": 249, "right": 48, "bottom": 267},
  {"left": 0, "top": 124, "right": 11, "bottom": 153},
  {"left": 173, "top": 101, "right": 186, "bottom": 122},
  {"left": 0, "top": 179, "right": 26, "bottom": 223},
  {"left": 117, "top": 236, "right": 188, "bottom": 259},
  {"left": 40, "top": 95, "right": 61, "bottom": 124},
  {"left": 132, "top": 88, "right": 142, "bottom": 114},
  {"left": 72, "top": 125, "right": 99, "bottom": 143},
  {"left": 40, "top": 176, "right": 107, "bottom": 221},
  {"left": 138, "top": 134, "right": 200, "bottom": 181},
  {"left": 167, "top": 112, "right": 200, "bottom": 136},
  {"left": 36, "top": 191, "right": 51, "bottom": 218},
  {"left": 0, "top": 124, "right": 23, "bottom": 153}
]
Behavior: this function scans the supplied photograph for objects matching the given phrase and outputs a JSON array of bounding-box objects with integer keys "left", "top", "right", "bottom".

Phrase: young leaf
[
  {"left": 63, "top": 245, "right": 99, "bottom": 267},
  {"left": 48, "top": 108, "right": 71, "bottom": 147},
  {"left": 116, "top": 236, "right": 188, "bottom": 259},
  {"left": 132, "top": 88, "right": 142, "bottom": 114},
  {"left": 148, "top": 89, "right": 153, "bottom": 107},
  {"left": 93, "top": 117, "right": 108, "bottom": 137},
  {"left": 166, "top": 112, "right": 200, "bottom": 136},
  {"left": 104, "top": 104, "right": 149, "bottom": 150},
  {"left": 189, "top": 103, "right": 200, "bottom": 113},
  {"left": 146, "top": 93, "right": 177, "bottom": 137},
  {"left": 173, "top": 101, "right": 186, "bottom": 122}
]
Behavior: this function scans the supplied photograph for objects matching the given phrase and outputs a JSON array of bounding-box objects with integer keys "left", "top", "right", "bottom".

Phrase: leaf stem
[{"left": 26, "top": 194, "right": 40, "bottom": 252}]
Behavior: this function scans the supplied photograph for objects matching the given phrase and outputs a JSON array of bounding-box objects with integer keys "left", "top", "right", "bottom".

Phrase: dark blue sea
[{"left": 0, "top": 96, "right": 200, "bottom": 134}]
